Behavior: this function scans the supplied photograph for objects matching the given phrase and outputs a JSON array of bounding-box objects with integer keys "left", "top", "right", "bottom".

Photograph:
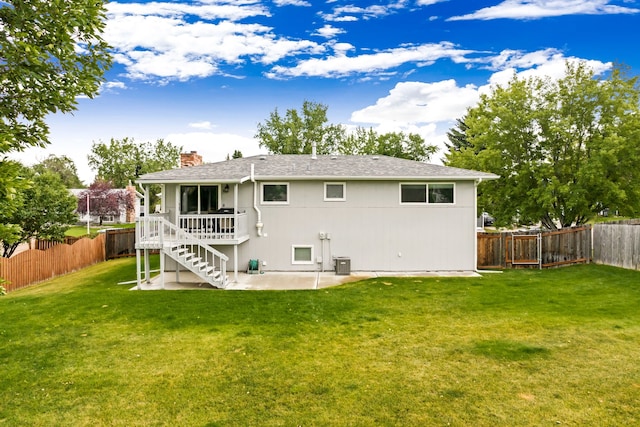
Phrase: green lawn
[
  {"left": 65, "top": 223, "right": 136, "bottom": 237},
  {"left": 1, "top": 260, "right": 639, "bottom": 426}
]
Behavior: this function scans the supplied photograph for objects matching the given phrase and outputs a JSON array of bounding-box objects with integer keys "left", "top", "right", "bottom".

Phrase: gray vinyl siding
[
  {"left": 161, "top": 179, "right": 476, "bottom": 272},
  {"left": 231, "top": 180, "right": 476, "bottom": 272}
]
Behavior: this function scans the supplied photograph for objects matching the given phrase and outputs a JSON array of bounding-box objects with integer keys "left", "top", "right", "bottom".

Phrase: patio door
[{"left": 180, "top": 185, "right": 219, "bottom": 214}]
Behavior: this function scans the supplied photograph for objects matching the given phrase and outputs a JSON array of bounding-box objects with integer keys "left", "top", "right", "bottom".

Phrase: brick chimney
[{"left": 180, "top": 151, "right": 203, "bottom": 168}]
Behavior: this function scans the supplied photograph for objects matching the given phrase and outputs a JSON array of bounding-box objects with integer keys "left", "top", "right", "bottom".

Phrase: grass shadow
[{"left": 471, "top": 339, "right": 551, "bottom": 361}]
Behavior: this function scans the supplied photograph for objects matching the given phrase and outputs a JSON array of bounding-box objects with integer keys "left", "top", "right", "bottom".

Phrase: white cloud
[
  {"left": 448, "top": 0, "right": 640, "bottom": 21},
  {"left": 104, "top": 2, "right": 323, "bottom": 82},
  {"left": 321, "top": 1, "right": 408, "bottom": 21},
  {"left": 348, "top": 78, "right": 480, "bottom": 162},
  {"left": 331, "top": 42, "right": 355, "bottom": 56},
  {"left": 476, "top": 49, "right": 611, "bottom": 91},
  {"left": 102, "top": 81, "right": 127, "bottom": 91},
  {"left": 274, "top": 0, "right": 312, "bottom": 6},
  {"left": 189, "top": 121, "right": 214, "bottom": 130},
  {"left": 313, "top": 24, "right": 345, "bottom": 39},
  {"left": 267, "top": 42, "right": 475, "bottom": 78},
  {"left": 107, "top": 2, "right": 269, "bottom": 22},
  {"left": 351, "top": 80, "right": 479, "bottom": 124},
  {"left": 164, "top": 132, "right": 264, "bottom": 163},
  {"left": 416, "top": 0, "right": 448, "bottom": 5}
]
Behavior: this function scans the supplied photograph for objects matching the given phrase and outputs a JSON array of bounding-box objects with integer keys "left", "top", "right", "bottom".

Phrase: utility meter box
[{"left": 334, "top": 257, "right": 351, "bottom": 275}]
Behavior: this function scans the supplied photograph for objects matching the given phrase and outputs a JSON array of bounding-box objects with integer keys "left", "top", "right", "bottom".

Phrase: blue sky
[{"left": 12, "top": 0, "right": 640, "bottom": 184}]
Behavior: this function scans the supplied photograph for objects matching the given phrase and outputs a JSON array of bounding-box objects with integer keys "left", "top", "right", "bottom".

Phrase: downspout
[{"left": 251, "top": 163, "right": 263, "bottom": 237}]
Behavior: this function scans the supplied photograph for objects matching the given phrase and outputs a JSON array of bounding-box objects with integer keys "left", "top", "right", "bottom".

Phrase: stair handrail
[{"left": 138, "top": 216, "right": 229, "bottom": 261}]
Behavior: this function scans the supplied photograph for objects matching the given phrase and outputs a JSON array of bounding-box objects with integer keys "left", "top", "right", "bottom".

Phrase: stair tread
[{"left": 162, "top": 231, "right": 227, "bottom": 287}]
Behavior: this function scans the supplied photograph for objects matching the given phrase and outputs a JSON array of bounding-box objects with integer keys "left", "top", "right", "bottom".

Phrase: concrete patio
[{"left": 130, "top": 270, "right": 481, "bottom": 291}]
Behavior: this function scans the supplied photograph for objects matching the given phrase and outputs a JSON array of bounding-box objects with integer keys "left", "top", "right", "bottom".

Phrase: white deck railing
[{"left": 178, "top": 212, "right": 248, "bottom": 240}]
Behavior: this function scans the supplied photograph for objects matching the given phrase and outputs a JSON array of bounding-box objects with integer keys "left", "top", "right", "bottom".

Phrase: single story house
[{"left": 134, "top": 153, "right": 498, "bottom": 288}]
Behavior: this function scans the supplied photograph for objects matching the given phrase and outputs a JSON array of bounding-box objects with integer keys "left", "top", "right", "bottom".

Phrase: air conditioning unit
[{"left": 334, "top": 257, "right": 351, "bottom": 275}]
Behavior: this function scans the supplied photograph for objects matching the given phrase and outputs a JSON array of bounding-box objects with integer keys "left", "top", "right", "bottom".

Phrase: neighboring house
[
  {"left": 71, "top": 186, "right": 140, "bottom": 224},
  {"left": 135, "top": 153, "right": 498, "bottom": 288}
]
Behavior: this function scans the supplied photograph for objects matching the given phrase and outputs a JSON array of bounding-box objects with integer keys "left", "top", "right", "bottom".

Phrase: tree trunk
[{"left": 2, "top": 242, "right": 20, "bottom": 258}]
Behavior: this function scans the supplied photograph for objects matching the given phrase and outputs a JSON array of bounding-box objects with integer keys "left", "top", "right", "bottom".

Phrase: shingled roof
[{"left": 136, "top": 154, "right": 498, "bottom": 184}]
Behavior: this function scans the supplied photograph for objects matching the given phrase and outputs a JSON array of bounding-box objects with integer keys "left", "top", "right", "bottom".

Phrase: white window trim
[
  {"left": 292, "top": 245, "right": 314, "bottom": 265},
  {"left": 399, "top": 182, "right": 456, "bottom": 205},
  {"left": 180, "top": 184, "right": 221, "bottom": 214},
  {"left": 399, "top": 182, "right": 427, "bottom": 205},
  {"left": 261, "top": 182, "right": 289, "bottom": 205},
  {"left": 324, "top": 182, "right": 346, "bottom": 202},
  {"left": 428, "top": 182, "right": 456, "bottom": 205}
]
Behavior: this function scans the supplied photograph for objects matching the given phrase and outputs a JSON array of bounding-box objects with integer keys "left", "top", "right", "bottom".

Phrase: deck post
[
  {"left": 160, "top": 252, "right": 165, "bottom": 289},
  {"left": 234, "top": 245, "right": 238, "bottom": 282},
  {"left": 136, "top": 249, "right": 141, "bottom": 290},
  {"left": 144, "top": 248, "right": 150, "bottom": 283},
  {"left": 234, "top": 183, "right": 239, "bottom": 240}
]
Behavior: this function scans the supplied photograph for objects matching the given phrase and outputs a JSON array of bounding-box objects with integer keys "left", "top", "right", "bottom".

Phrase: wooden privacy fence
[
  {"left": 593, "top": 221, "right": 640, "bottom": 270},
  {"left": 0, "top": 234, "right": 106, "bottom": 292},
  {"left": 36, "top": 229, "right": 136, "bottom": 260},
  {"left": 35, "top": 236, "right": 83, "bottom": 250},
  {"left": 104, "top": 228, "right": 136, "bottom": 259},
  {"left": 477, "top": 226, "right": 592, "bottom": 269}
]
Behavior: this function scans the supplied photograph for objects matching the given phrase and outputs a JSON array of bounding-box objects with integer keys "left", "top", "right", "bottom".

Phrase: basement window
[{"left": 292, "top": 245, "right": 314, "bottom": 264}]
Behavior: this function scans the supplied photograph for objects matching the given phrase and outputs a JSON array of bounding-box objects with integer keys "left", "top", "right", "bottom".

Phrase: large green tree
[
  {"left": 445, "top": 62, "right": 640, "bottom": 229},
  {"left": 33, "top": 155, "right": 84, "bottom": 188},
  {"left": 0, "top": 160, "right": 28, "bottom": 247},
  {"left": 256, "top": 101, "right": 345, "bottom": 155},
  {"left": 88, "top": 138, "right": 182, "bottom": 188},
  {"left": 0, "top": 0, "right": 111, "bottom": 151},
  {"left": 0, "top": 0, "right": 110, "bottom": 245},
  {"left": 256, "top": 101, "right": 437, "bottom": 161},
  {"left": 1, "top": 168, "right": 78, "bottom": 258},
  {"left": 338, "top": 127, "right": 437, "bottom": 162}
]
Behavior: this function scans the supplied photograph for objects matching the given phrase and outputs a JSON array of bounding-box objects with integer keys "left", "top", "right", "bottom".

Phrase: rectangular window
[
  {"left": 400, "top": 184, "right": 427, "bottom": 204},
  {"left": 180, "top": 185, "right": 219, "bottom": 214},
  {"left": 324, "top": 182, "right": 346, "bottom": 201},
  {"left": 428, "top": 183, "right": 455, "bottom": 204},
  {"left": 292, "top": 245, "right": 314, "bottom": 264},
  {"left": 262, "top": 183, "right": 289, "bottom": 204},
  {"left": 181, "top": 185, "right": 199, "bottom": 214},
  {"left": 400, "top": 183, "right": 455, "bottom": 204},
  {"left": 199, "top": 186, "right": 218, "bottom": 213}
]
